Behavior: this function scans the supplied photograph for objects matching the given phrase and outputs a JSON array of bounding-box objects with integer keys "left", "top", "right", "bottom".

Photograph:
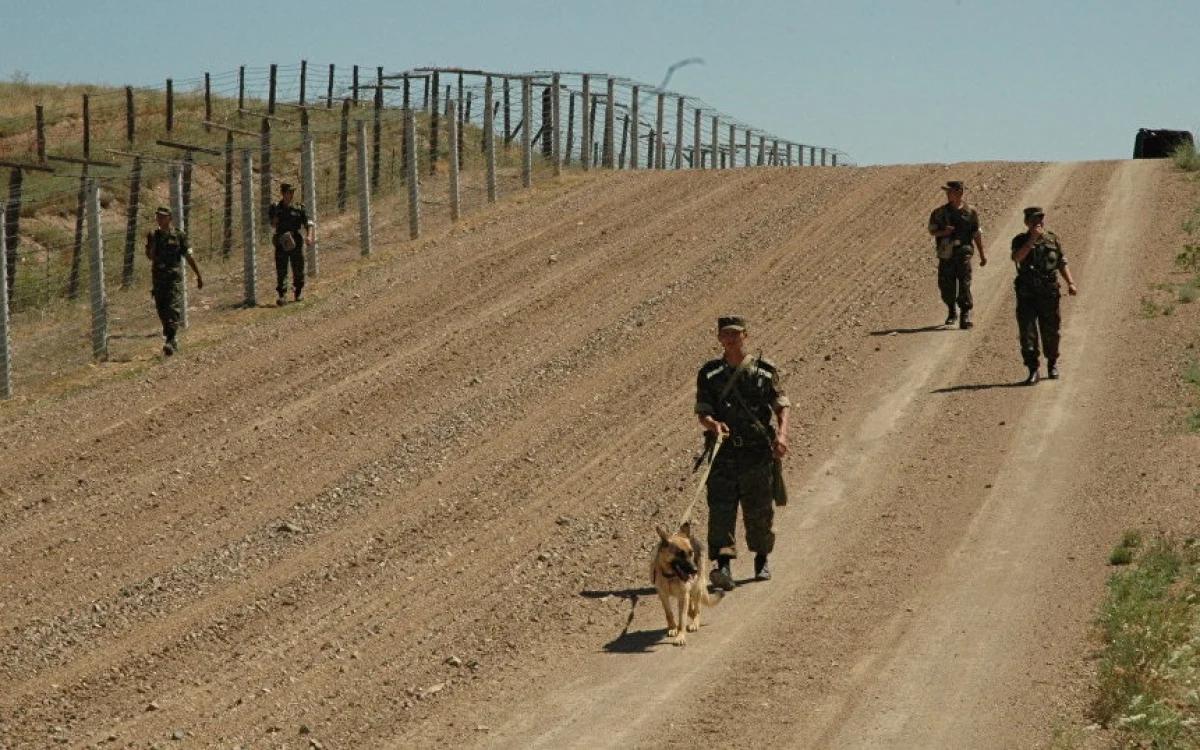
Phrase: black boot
[
  {"left": 959, "top": 309, "right": 973, "bottom": 329},
  {"left": 1047, "top": 360, "right": 1059, "bottom": 379},
  {"left": 754, "top": 553, "right": 771, "bottom": 581},
  {"left": 1023, "top": 367, "right": 1039, "bottom": 386},
  {"left": 944, "top": 306, "right": 957, "bottom": 326}
]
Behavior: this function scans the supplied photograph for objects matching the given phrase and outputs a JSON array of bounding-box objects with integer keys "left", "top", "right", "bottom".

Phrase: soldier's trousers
[
  {"left": 706, "top": 447, "right": 776, "bottom": 561},
  {"left": 274, "top": 246, "right": 305, "bottom": 297},
  {"left": 938, "top": 252, "right": 974, "bottom": 311},
  {"left": 151, "top": 275, "right": 183, "bottom": 340},
  {"left": 1016, "top": 290, "right": 1061, "bottom": 369}
]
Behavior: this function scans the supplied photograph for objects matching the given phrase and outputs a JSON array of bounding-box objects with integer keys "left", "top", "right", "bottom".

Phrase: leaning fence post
[
  {"left": 484, "top": 78, "right": 497, "bottom": 203},
  {"left": 629, "top": 86, "right": 639, "bottom": 171},
  {"left": 521, "top": 77, "right": 533, "bottom": 188},
  {"left": 301, "top": 128, "right": 319, "bottom": 276},
  {"left": 241, "top": 150, "right": 258, "bottom": 307},
  {"left": 0, "top": 206, "right": 10, "bottom": 399},
  {"left": 551, "top": 73, "right": 562, "bottom": 177},
  {"left": 169, "top": 165, "right": 188, "bottom": 328},
  {"left": 404, "top": 110, "right": 421, "bottom": 240},
  {"left": 580, "top": 75, "right": 591, "bottom": 170},
  {"left": 86, "top": 179, "right": 108, "bottom": 361},
  {"left": 260, "top": 118, "right": 272, "bottom": 223},
  {"left": 222, "top": 133, "right": 234, "bottom": 258},
  {"left": 356, "top": 120, "right": 372, "bottom": 256},
  {"left": 447, "top": 101, "right": 461, "bottom": 221},
  {"left": 122, "top": 156, "right": 142, "bottom": 288}
]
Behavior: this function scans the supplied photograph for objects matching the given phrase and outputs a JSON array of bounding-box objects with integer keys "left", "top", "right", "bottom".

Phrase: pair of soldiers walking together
[{"left": 928, "top": 181, "right": 1077, "bottom": 384}]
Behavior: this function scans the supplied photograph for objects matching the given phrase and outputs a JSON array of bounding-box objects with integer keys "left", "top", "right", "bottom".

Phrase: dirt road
[{"left": 1, "top": 159, "right": 1197, "bottom": 749}]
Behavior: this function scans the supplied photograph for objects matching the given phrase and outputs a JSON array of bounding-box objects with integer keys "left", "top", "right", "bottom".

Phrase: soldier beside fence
[{"left": 146, "top": 206, "right": 203, "bottom": 356}]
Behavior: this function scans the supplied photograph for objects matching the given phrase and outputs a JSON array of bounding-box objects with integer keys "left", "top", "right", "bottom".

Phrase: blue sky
[{"left": 2, "top": 0, "right": 1195, "bottom": 165}]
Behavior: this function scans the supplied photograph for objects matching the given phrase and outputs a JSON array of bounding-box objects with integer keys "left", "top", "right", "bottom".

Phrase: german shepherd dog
[{"left": 651, "top": 522, "right": 722, "bottom": 646}]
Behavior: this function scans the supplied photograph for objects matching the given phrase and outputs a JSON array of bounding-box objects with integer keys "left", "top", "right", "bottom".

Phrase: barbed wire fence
[{"left": 0, "top": 61, "right": 851, "bottom": 398}]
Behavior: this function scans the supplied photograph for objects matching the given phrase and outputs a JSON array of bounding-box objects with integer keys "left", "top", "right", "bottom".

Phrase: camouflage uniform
[
  {"left": 268, "top": 198, "right": 310, "bottom": 300},
  {"left": 148, "top": 227, "right": 190, "bottom": 342},
  {"left": 929, "top": 202, "right": 981, "bottom": 315},
  {"left": 695, "top": 357, "right": 789, "bottom": 562},
  {"left": 1011, "top": 227, "right": 1067, "bottom": 370}
]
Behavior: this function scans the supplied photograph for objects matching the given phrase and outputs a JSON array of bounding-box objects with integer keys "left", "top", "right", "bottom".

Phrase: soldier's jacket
[
  {"left": 269, "top": 201, "right": 310, "bottom": 241},
  {"left": 929, "top": 203, "right": 981, "bottom": 256},
  {"left": 1011, "top": 230, "right": 1066, "bottom": 294},
  {"left": 147, "top": 228, "right": 190, "bottom": 284},
  {"left": 695, "top": 357, "right": 789, "bottom": 447}
]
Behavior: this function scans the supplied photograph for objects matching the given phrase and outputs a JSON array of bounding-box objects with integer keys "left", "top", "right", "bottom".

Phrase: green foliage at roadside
[
  {"left": 1172, "top": 140, "right": 1200, "bottom": 172},
  {"left": 1090, "top": 535, "right": 1200, "bottom": 747}
]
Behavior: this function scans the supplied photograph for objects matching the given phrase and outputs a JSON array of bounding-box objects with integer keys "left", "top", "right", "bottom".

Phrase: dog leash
[{"left": 677, "top": 434, "right": 724, "bottom": 528}]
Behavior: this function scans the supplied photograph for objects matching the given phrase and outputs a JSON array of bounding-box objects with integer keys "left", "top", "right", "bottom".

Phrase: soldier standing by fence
[
  {"left": 269, "top": 182, "right": 313, "bottom": 306},
  {"left": 145, "top": 206, "right": 203, "bottom": 356}
]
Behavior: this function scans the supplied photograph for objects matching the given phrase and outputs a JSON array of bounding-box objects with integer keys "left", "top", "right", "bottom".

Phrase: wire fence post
[
  {"left": 580, "top": 75, "right": 591, "bottom": 170},
  {"left": 337, "top": 99, "right": 350, "bottom": 211},
  {"left": 268, "top": 63, "right": 277, "bottom": 115},
  {"left": 0, "top": 205, "right": 11, "bottom": 399},
  {"left": 429, "top": 71, "right": 440, "bottom": 174},
  {"left": 238, "top": 66, "right": 245, "bottom": 113},
  {"left": 241, "top": 150, "right": 258, "bottom": 307},
  {"left": 692, "top": 108, "right": 702, "bottom": 168},
  {"left": 169, "top": 165, "right": 188, "bottom": 328},
  {"left": 223, "top": 133, "right": 234, "bottom": 258},
  {"left": 301, "top": 129, "right": 319, "bottom": 276},
  {"left": 372, "top": 66, "right": 383, "bottom": 191},
  {"left": 757, "top": 134, "right": 766, "bottom": 166},
  {"left": 125, "top": 87, "right": 134, "bottom": 145},
  {"left": 260, "top": 118, "right": 273, "bottom": 224},
  {"left": 821, "top": 147, "right": 827, "bottom": 166},
  {"left": 502, "top": 77, "right": 510, "bottom": 150},
  {"left": 405, "top": 110, "right": 421, "bottom": 240},
  {"left": 5, "top": 169, "right": 21, "bottom": 305},
  {"left": 655, "top": 93, "right": 665, "bottom": 170},
  {"left": 86, "top": 178, "right": 108, "bottom": 362},
  {"left": 673, "top": 95, "right": 684, "bottom": 169},
  {"left": 551, "top": 73, "right": 561, "bottom": 177},
  {"left": 729, "top": 124, "right": 737, "bottom": 169},
  {"left": 603, "top": 78, "right": 616, "bottom": 168},
  {"left": 182, "top": 151, "right": 194, "bottom": 229},
  {"left": 35, "top": 105, "right": 46, "bottom": 161},
  {"left": 122, "top": 156, "right": 142, "bottom": 288},
  {"left": 204, "top": 73, "right": 212, "bottom": 132},
  {"left": 629, "top": 86, "right": 639, "bottom": 171},
  {"left": 447, "top": 101, "right": 461, "bottom": 221},
  {"left": 786, "top": 143, "right": 793, "bottom": 166},
  {"left": 484, "top": 77, "right": 497, "bottom": 203},
  {"left": 165, "top": 79, "right": 173, "bottom": 133},
  {"left": 299, "top": 59, "right": 307, "bottom": 106},
  {"left": 521, "top": 77, "right": 533, "bottom": 189},
  {"left": 832, "top": 152, "right": 838, "bottom": 167},
  {"left": 711, "top": 116, "right": 720, "bottom": 170},
  {"left": 356, "top": 120, "right": 372, "bottom": 256},
  {"left": 744, "top": 130, "right": 752, "bottom": 169},
  {"left": 563, "top": 91, "right": 575, "bottom": 166},
  {"left": 619, "top": 115, "right": 629, "bottom": 168},
  {"left": 68, "top": 167, "right": 88, "bottom": 300}
]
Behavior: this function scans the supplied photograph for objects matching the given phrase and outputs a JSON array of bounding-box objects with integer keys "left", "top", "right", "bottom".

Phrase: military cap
[
  {"left": 155, "top": 206, "right": 172, "bottom": 217},
  {"left": 280, "top": 182, "right": 295, "bottom": 193},
  {"left": 1023, "top": 206, "right": 1046, "bottom": 220},
  {"left": 717, "top": 315, "right": 747, "bottom": 331},
  {"left": 941, "top": 180, "right": 965, "bottom": 191}
]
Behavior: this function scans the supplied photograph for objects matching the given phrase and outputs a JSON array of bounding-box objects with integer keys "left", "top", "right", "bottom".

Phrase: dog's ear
[
  {"left": 656, "top": 525, "right": 670, "bottom": 542},
  {"left": 678, "top": 521, "right": 692, "bottom": 537}
]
